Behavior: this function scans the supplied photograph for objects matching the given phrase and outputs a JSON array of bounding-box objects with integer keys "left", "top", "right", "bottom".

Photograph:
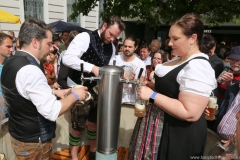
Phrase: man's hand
[
  {"left": 54, "top": 89, "right": 71, "bottom": 99},
  {"left": 221, "top": 72, "right": 233, "bottom": 85},
  {"left": 53, "top": 82, "right": 61, "bottom": 89},
  {"left": 92, "top": 66, "right": 100, "bottom": 77},
  {"left": 71, "top": 86, "right": 88, "bottom": 101}
]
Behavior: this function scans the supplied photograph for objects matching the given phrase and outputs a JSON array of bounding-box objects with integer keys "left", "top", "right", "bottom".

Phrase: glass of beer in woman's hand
[
  {"left": 134, "top": 98, "right": 146, "bottom": 117},
  {"left": 205, "top": 96, "right": 218, "bottom": 121}
]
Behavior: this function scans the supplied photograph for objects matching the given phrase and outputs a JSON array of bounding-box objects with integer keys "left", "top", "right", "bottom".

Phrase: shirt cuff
[
  {"left": 84, "top": 62, "right": 94, "bottom": 73},
  {"left": 50, "top": 100, "right": 62, "bottom": 121}
]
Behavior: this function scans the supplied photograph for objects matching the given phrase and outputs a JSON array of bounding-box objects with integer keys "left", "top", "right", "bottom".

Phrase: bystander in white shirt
[{"left": 116, "top": 54, "right": 146, "bottom": 104}]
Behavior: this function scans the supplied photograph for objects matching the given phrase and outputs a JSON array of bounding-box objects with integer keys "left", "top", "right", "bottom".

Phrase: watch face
[{"left": 149, "top": 98, "right": 154, "bottom": 104}]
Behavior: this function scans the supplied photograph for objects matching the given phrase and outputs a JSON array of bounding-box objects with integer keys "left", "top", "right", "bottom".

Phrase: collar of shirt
[
  {"left": 97, "top": 29, "right": 101, "bottom": 37},
  {"left": 97, "top": 30, "right": 104, "bottom": 46},
  {"left": 19, "top": 50, "right": 40, "bottom": 65}
]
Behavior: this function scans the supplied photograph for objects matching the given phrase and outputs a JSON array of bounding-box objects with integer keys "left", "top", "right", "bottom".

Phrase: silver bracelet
[{"left": 52, "top": 89, "right": 55, "bottom": 95}]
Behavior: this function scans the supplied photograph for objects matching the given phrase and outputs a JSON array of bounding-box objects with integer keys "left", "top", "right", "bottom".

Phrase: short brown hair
[
  {"left": 19, "top": 18, "right": 53, "bottom": 48},
  {"left": 140, "top": 44, "right": 151, "bottom": 52},
  {"left": 102, "top": 15, "right": 125, "bottom": 31},
  {"left": 0, "top": 33, "right": 13, "bottom": 45}
]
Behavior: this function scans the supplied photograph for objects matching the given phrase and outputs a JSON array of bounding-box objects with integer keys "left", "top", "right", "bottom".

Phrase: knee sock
[
  {"left": 69, "top": 133, "right": 81, "bottom": 146},
  {"left": 87, "top": 129, "right": 96, "bottom": 140}
]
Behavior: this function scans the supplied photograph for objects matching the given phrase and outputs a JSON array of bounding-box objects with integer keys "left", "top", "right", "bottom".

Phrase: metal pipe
[{"left": 96, "top": 65, "right": 124, "bottom": 159}]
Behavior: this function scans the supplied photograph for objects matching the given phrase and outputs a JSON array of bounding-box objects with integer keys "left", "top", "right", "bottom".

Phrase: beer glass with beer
[
  {"left": 134, "top": 97, "right": 146, "bottom": 117},
  {"left": 134, "top": 80, "right": 146, "bottom": 117},
  {"left": 206, "top": 96, "right": 218, "bottom": 121}
]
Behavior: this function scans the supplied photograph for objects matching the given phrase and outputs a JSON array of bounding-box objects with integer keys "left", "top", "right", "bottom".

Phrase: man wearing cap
[
  {"left": 211, "top": 46, "right": 240, "bottom": 132},
  {"left": 218, "top": 46, "right": 240, "bottom": 92}
]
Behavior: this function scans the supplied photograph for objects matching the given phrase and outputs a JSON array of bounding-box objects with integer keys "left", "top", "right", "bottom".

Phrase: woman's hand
[
  {"left": 138, "top": 86, "right": 154, "bottom": 101},
  {"left": 204, "top": 106, "right": 210, "bottom": 116},
  {"left": 144, "top": 80, "right": 155, "bottom": 90}
]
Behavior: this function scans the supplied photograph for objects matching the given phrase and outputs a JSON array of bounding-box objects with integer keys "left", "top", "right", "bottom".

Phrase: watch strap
[{"left": 149, "top": 92, "right": 157, "bottom": 103}]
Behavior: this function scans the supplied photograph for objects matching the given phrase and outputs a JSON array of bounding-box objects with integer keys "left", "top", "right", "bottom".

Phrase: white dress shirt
[
  {"left": 155, "top": 53, "right": 217, "bottom": 97},
  {"left": 144, "top": 56, "right": 151, "bottom": 66},
  {"left": 15, "top": 50, "right": 61, "bottom": 121},
  {"left": 62, "top": 30, "right": 116, "bottom": 73}
]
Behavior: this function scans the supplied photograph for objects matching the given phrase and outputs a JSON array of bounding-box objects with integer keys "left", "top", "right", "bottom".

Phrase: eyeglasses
[
  {"left": 153, "top": 57, "right": 162, "bottom": 61},
  {"left": 228, "top": 59, "right": 240, "bottom": 63}
]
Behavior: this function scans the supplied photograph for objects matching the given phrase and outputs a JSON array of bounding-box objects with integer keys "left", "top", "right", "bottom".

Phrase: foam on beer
[
  {"left": 135, "top": 103, "right": 145, "bottom": 110},
  {"left": 208, "top": 97, "right": 217, "bottom": 108}
]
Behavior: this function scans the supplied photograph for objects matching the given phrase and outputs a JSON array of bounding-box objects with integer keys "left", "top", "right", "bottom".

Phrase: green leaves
[{"left": 70, "top": 0, "right": 240, "bottom": 28}]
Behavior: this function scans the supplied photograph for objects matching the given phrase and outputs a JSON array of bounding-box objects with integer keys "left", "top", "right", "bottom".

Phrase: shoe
[{"left": 89, "top": 151, "right": 96, "bottom": 160}]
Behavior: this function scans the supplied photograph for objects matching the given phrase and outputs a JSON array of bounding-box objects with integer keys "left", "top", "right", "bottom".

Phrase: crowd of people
[{"left": 1, "top": 12, "right": 240, "bottom": 160}]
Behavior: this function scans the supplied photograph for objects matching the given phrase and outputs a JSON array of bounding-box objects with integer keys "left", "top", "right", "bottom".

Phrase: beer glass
[
  {"left": 134, "top": 83, "right": 146, "bottom": 117},
  {"left": 73, "top": 85, "right": 91, "bottom": 104},
  {"left": 206, "top": 96, "right": 218, "bottom": 121},
  {"left": 134, "top": 98, "right": 146, "bottom": 117},
  {"left": 123, "top": 65, "right": 132, "bottom": 94},
  {"left": 217, "top": 66, "right": 233, "bottom": 83}
]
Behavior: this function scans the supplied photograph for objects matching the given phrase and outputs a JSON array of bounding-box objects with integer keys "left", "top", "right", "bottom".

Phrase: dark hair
[
  {"left": 51, "top": 46, "right": 58, "bottom": 55},
  {"left": 18, "top": 18, "right": 53, "bottom": 48},
  {"left": 65, "top": 30, "right": 79, "bottom": 48},
  {"left": 117, "top": 44, "right": 123, "bottom": 51},
  {"left": 140, "top": 43, "right": 151, "bottom": 52},
  {"left": 162, "top": 51, "right": 170, "bottom": 63},
  {"left": 124, "top": 35, "right": 138, "bottom": 47},
  {"left": 216, "top": 44, "right": 230, "bottom": 59},
  {"left": 151, "top": 51, "right": 164, "bottom": 71},
  {"left": 171, "top": 13, "right": 204, "bottom": 47},
  {"left": 61, "top": 31, "right": 69, "bottom": 35},
  {"left": 200, "top": 34, "right": 216, "bottom": 54},
  {"left": 0, "top": 33, "right": 13, "bottom": 45},
  {"left": 102, "top": 15, "right": 125, "bottom": 31}
]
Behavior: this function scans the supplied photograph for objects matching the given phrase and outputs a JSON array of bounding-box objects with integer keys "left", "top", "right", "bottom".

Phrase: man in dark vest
[
  {"left": 1, "top": 18, "right": 88, "bottom": 160},
  {"left": 62, "top": 15, "right": 125, "bottom": 160}
]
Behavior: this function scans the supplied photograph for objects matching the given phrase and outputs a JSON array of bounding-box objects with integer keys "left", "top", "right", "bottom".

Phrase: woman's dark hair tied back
[{"left": 172, "top": 13, "right": 204, "bottom": 47}]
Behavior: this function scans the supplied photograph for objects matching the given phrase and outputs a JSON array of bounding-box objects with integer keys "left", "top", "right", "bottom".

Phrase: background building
[{"left": 0, "top": 0, "right": 100, "bottom": 36}]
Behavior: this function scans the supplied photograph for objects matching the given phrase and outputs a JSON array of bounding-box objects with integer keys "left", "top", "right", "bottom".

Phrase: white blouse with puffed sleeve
[{"left": 154, "top": 53, "right": 217, "bottom": 97}]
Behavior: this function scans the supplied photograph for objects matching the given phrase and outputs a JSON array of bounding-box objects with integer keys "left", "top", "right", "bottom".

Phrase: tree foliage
[{"left": 70, "top": 0, "right": 240, "bottom": 27}]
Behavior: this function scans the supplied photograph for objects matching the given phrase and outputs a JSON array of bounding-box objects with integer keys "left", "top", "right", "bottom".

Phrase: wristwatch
[{"left": 149, "top": 92, "right": 157, "bottom": 104}]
